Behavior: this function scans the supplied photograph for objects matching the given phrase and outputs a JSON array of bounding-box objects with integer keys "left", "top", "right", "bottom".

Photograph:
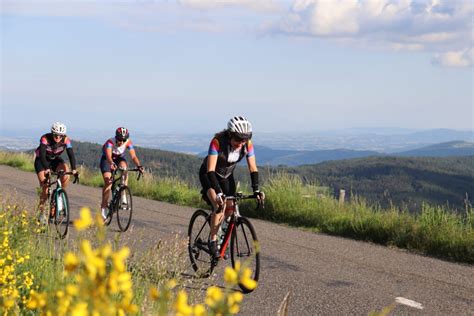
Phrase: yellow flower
[
  {"left": 112, "top": 247, "right": 130, "bottom": 272},
  {"left": 150, "top": 287, "right": 160, "bottom": 300},
  {"left": 193, "top": 304, "right": 206, "bottom": 316},
  {"left": 165, "top": 279, "right": 177, "bottom": 290},
  {"left": 27, "top": 290, "right": 47, "bottom": 309},
  {"left": 74, "top": 207, "right": 93, "bottom": 231},
  {"left": 224, "top": 266, "right": 238, "bottom": 286},
  {"left": 174, "top": 291, "right": 193, "bottom": 315},
  {"left": 64, "top": 252, "right": 80, "bottom": 272},
  {"left": 205, "top": 286, "right": 223, "bottom": 308},
  {"left": 71, "top": 302, "right": 88, "bottom": 316},
  {"left": 239, "top": 267, "right": 257, "bottom": 290},
  {"left": 66, "top": 284, "right": 79, "bottom": 296}
]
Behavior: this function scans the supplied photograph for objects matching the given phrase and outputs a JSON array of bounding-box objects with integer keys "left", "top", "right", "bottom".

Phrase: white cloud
[
  {"left": 3, "top": 0, "right": 472, "bottom": 67},
  {"left": 432, "top": 48, "right": 474, "bottom": 67},
  {"left": 275, "top": 0, "right": 474, "bottom": 67}
]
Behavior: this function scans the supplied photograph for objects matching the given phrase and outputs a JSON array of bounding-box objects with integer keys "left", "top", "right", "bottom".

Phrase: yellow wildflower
[
  {"left": 64, "top": 252, "right": 79, "bottom": 273},
  {"left": 224, "top": 266, "right": 238, "bottom": 286},
  {"left": 73, "top": 207, "right": 93, "bottom": 231},
  {"left": 205, "top": 286, "right": 223, "bottom": 308},
  {"left": 174, "top": 291, "right": 193, "bottom": 315},
  {"left": 150, "top": 287, "right": 160, "bottom": 300},
  {"left": 240, "top": 267, "right": 257, "bottom": 290}
]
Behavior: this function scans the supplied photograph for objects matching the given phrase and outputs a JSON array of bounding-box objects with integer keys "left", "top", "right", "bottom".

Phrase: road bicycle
[
  {"left": 44, "top": 170, "right": 79, "bottom": 238},
  {"left": 104, "top": 166, "right": 142, "bottom": 232},
  {"left": 188, "top": 192, "right": 263, "bottom": 293}
]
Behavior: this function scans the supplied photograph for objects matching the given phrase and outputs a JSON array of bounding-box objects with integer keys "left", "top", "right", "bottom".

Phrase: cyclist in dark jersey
[
  {"left": 99, "top": 127, "right": 144, "bottom": 219},
  {"left": 35, "top": 122, "right": 78, "bottom": 223},
  {"left": 200, "top": 116, "right": 265, "bottom": 258}
]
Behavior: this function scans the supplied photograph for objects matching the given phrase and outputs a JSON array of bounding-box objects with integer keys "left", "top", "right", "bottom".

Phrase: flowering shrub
[
  {"left": 1, "top": 204, "right": 254, "bottom": 315},
  {"left": 0, "top": 206, "right": 35, "bottom": 314}
]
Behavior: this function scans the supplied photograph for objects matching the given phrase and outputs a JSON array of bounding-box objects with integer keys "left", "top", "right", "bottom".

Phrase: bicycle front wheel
[
  {"left": 116, "top": 186, "right": 133, "bottom": 232},
  {"left": 231, "top": 217, "right": 260, "bottom": 293},
  {"left": 53, "top": 189, "right": 69, "bottom": 239},
  {"left": 188, "top": 209, "right": 213, "bottom": 277}
]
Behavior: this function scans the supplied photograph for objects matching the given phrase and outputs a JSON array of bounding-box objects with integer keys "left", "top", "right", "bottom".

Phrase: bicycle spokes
[
  {"left": 231, "top": 217, "right": 260, "bottom": 293},
  {"left": 54, "top": 190, "right": 69, "bottom": 239},
  {"left": 188, "top": 209, "right": 213, "bottom": 277}
]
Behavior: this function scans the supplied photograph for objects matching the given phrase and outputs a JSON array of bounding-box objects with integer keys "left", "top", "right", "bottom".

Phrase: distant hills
[
  {"left": 396, "top": 141, "right": 474, "bottom": 157},
  {"left": 253, "top": 141, "right": 473, "bottom": 166},
  {"left": 254, "top": 146, "right": 381, "bottom": 166}
]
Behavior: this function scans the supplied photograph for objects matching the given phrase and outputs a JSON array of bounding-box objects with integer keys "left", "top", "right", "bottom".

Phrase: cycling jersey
[
  {"left": 34, "top": 133, "right": 76, "bottom": 170},
  {"left": 101, "top": 138, "right": 134, "bottom": 159},
  {"left": 201, "top": 133, "right": 255, "bottom": 179}
]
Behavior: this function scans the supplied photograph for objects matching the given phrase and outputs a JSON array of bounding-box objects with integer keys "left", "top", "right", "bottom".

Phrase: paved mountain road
[{"left": 1, "top": 165, "right": 473, "bottom": 315}]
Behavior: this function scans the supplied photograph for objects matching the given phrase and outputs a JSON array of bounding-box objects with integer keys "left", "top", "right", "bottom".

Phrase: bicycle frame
[
  {"left": 45, "top": 170, "right": 78, "bottom": 200},
  {"left": 217, "top": 193, "right": 261, "bottom": 259},
  {"left": 109, "top": 167, "right": 141, "bottom": 208}
]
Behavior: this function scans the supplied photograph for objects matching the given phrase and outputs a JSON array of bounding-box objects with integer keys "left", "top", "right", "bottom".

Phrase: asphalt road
[{"left": 1, "top": 165, "right": 473, "bottom": 315}]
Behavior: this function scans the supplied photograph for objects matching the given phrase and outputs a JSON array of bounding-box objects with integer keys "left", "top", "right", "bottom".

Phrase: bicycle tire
[
  {"left": 188, "top": 209, "right": 214, "bottom": 278},
  {"left": 230, "top": 217, "right": 260, "bottom": 293},
  {"left": 116, "top": 186, "right": 133, "bottom": 232},
  {"left": 104, "top": 184, "right": 118, "bottom": 226},
  {"left": 53, "top": 189, "right": 69, "bottom": 239}
]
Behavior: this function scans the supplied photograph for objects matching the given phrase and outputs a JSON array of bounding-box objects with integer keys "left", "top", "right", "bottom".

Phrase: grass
[{"left": 1, "top": 151, "right": 472, "bottom": 264}]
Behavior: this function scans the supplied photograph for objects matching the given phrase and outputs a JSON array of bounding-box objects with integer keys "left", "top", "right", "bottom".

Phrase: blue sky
[{"left": 1, "top": 0, "right": 473, "bottom": 134}]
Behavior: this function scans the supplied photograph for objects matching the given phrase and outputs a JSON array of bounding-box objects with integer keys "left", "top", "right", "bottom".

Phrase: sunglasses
[
  {"left": 233, "top": 136, "right": 249, "bottom": 143},
  {"left": 52, "top": 134, "right": 64, "bottom": 139}
]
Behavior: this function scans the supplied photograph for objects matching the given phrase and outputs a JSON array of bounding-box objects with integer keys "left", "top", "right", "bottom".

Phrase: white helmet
[
  {"left": 51, "top": 122, "right": 67, "bottom": 135},
  {"left": 227, "top": 116, "right": 252, "bottom": 140}
]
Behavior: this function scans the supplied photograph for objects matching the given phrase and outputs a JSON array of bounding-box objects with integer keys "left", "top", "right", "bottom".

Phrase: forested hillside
[
  {"left": 279, "top": 156, "right": 474, "bottom": 211},
  {"left": 70, "top": 141, "right": 202, "bottom": 184},
  {"left": 63, "top": 141, "right": 474, "bottom": 211}
]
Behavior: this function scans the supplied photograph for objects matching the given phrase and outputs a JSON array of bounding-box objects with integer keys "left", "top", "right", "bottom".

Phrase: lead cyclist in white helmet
[
  {"left": 34, "top": 122, "right": 78, "bottom": 224},
  {"left": 199, "top": 116, "right": 265, "bottom": 258}
]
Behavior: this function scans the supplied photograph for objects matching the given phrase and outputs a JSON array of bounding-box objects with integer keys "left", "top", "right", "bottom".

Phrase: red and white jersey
[{"left": 102, "top": 138, "right": 134, "bottom": 159}]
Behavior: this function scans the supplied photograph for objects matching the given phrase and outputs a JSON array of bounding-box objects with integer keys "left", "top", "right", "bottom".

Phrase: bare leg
[{"left": 101, "top": 172, "right": 113, "bottom": 209}]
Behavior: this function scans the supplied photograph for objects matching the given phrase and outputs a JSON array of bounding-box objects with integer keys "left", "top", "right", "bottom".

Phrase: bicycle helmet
[
  {"left": 227, "top": 116, "right": 252, "bottom": 140},
  {"left": 115, "top": 127, "right": 129, "bottom": 141},
  {"left": 51, "top": 122, "right": 67, "bottom": 135}
]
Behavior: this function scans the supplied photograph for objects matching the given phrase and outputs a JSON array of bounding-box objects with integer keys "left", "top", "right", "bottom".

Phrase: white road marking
[{"left": 395, "top": 297, "right": 424, "bottom": 309}]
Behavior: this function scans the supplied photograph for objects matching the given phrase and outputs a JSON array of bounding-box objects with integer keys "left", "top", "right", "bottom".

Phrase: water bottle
[{"left": 57, "top": 195, "right": 63, "bottom": 213}]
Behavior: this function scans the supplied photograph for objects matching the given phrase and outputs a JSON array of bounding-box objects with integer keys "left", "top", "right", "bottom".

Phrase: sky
[{"left": 1, "top": 0, "right": 473, "bottom": 135}]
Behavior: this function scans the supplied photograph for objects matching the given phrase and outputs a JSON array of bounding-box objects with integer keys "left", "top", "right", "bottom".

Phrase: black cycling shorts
[
  {"left": 100, "top": 156, "right": 127, "bottom": 174},
  {"left": 199, "top": 164, "right": 236, "bottom": 205},
  {"left": 34, "top": 157, "right": 65, "bottom": 173}
]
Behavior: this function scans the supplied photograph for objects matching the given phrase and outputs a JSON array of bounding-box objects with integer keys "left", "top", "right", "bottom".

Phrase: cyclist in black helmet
[
  {"left": 199, "top": 116, "right": 265, "bottom": 258},
  {"left": 99, "top": 127, "right": 144, "bottom": 219}
]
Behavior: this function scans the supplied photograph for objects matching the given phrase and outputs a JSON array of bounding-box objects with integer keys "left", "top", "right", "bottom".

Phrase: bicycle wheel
[
  {"left": 188, "top": 209, "right": 213, "bottom": 277},
  {"left": 231, "top": 217, "right": 260, "bottom": 293},
  {"left": 116, "top": 186, "right": 132, "bottom": 232},
  {"left": 53, "top": 189, "right": 69, "bottom": 238}
]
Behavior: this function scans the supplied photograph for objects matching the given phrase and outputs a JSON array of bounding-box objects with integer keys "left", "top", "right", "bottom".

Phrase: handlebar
[
  {"left": 224, "top": 192, "right": 265, "bottom": 210},
  {"left": 113, "top": 167, "right": 144, "bottom": 181},
  {"left": 45, "top": 171, "right": 80, "bottom": 184}
]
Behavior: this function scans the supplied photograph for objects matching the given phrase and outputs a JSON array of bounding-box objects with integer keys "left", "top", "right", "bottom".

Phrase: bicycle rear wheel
[
  {"left": 231, "top": 217, "right": 260, "bottom": 293},
  {"left": 53, "top": 189, "right": 69, "bottom": 239},
  {"left": 188, "top": 209, "right": 214, "bottom": 277},
  {"left": 116, "top": 186, "right": 133, "bottom": 232}
]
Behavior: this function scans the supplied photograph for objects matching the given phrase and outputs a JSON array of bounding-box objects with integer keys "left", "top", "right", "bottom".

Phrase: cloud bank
[{"left": 2, "top": 0, "right": 472, "bottom": 67}]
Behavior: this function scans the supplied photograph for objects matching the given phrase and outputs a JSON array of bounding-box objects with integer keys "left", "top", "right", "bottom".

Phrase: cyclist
[
  {"left": 35, "top": 122, "right": 78, "bottom": 224},
  {"left": 100, "top": 127, "right": 144, "bottom": 219},
  {"left": 199, "top": 116, "right": 265, "bottom": 258}
]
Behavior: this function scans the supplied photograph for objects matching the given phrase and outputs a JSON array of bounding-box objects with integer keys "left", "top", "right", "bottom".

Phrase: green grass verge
[{"left": 1, "top": 151, "right": 472, "bottom": 264}]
